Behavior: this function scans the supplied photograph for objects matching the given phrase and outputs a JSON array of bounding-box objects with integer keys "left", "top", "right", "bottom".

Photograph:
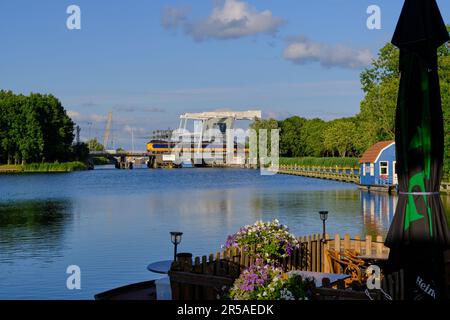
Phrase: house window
[
  {"left": 379, "top": 161, "right": 389, "bottom": 175},
  {"left": 370, "top": 163, "right": 374, "bottom": 176}
]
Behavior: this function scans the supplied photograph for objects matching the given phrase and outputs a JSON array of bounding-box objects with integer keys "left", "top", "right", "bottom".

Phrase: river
[{"left": 0, "top": 166, "right": 449, "bottom": 299}]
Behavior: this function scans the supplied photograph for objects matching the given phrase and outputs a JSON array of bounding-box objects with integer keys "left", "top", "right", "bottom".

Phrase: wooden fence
[
  {"left": 323, "top": 234, "right": 389, "bottom": 273},
  {"left": 169, "top": 233, "right": 390, "bottom": 299}
]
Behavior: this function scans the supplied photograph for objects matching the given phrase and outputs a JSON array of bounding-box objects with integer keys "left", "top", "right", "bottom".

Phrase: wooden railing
[
  {"left": 278, "top": 165, "right": 360, "bottom": 183},
  {"left": 278, "top": 164, "right": 450, "bottom": 194}
]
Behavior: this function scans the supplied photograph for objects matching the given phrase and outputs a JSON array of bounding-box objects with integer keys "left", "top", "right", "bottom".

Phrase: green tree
[
  {"left": 358, "top": 77, "right": 398, "bottom": 141},
  {"left": 359, "top": 27, "right": 450, "bottom": 175},
  {"left": 323, "top": 118, "right": 357, "bottom": 157},
  {"left": 279, "top": 116, "right": 306, "bottom": 157},
  {"left": 439, "top": 26, "right": 450, "bottom": 176},
  {"left": 359, "top": 43, "right": 399, "bottom": 144},
  {"left": 71, "top": 142, "right": 90, "bottom": 162},
  {"left": 250, "top": 118, "right": 279, "bottom": 158},
  {"left": 301, "top": 118, "right": 327, "bottom": 157},
  {"left": 87, "top": 138, "right": 105, "bottom": 151},
  {"left": 0, "top": 91, "right": 75, "bottom": 164}
]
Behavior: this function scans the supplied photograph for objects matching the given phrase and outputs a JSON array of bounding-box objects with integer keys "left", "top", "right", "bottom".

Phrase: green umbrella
[{"left": 385, "top": 0, "right": 450, "bottom": 300}]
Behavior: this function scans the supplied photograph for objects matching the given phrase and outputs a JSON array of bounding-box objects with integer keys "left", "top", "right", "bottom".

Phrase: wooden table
[{"left": 288, "top": 271, "right": 350, "bottom": 288}]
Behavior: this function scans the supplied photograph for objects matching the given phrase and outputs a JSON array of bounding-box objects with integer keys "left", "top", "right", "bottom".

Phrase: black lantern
[
  {"left": 170, "top": 231, "right": 183, "bottom": 261},
  {"left": 318, "top": 211, "right": 328, "bottom": 241}
]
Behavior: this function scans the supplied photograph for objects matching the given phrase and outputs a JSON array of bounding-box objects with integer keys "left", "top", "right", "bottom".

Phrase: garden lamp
[
  {"left": 170, "top": 231, "right": 183, "bottom": 261},
  {"left": 319, "top": 211, "right": 328, "bottom": 241}
]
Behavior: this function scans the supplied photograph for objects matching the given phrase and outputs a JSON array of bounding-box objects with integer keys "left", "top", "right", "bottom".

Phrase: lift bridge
[{"left": 147, "top": 110, "right": 262, "bottom": 168}]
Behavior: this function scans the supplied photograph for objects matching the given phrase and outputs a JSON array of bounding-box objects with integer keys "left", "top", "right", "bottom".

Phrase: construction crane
[{"left": 103, "top": 112, "right": 113, "bottom": 149}]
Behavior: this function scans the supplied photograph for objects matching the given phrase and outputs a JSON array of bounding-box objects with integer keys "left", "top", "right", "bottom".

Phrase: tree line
[
  {"left": 252, "top": 30, "right": 450, "bottom": 175},
  {"left": 0, "top": 91, "right": 88, "bottom": 164}
]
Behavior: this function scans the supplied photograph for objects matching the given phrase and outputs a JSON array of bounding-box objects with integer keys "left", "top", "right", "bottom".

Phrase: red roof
[{"left": 359, "top": 140, "right": 395, "bottom": 164}]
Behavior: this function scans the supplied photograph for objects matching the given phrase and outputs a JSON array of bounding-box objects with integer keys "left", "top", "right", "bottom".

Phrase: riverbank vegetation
[
  {"left": 280, "top": 157, "right": 359, "bottom": 168},
  {"left": 92, "top": 157, "right": 110, "bottom": 165},
  {"left": 0, "top": 161, "right": 87, "bottom": 173},
  {"left": 0, "top": 91, "right": 89, "bottom": 168},
  {"left": 253, "top": 28, "right": 450, "bottom": 175}
]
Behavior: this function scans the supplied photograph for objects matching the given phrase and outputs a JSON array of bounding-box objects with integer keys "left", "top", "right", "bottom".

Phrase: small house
[{"left": 359, "top": 140, "right": 397, "bottom": 187}]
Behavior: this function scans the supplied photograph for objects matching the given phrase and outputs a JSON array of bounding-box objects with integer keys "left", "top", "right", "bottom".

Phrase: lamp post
[
  {"left": 318, "top": 211, "right": 328, "bottom": 242},
  {"left": 170, "top": 231, "right": 183, "bottom": 261}
]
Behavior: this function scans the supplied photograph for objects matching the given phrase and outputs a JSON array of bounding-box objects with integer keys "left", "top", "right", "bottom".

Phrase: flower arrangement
[
  {"left": 229, "top": 258, "right": 315, "bottom": 300},
  {"left": 223, "top": 219, "right": 299, "bottom": 263}
]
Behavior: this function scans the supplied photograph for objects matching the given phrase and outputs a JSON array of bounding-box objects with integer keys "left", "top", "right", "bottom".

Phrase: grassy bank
[
  {"left": 280, "top": 157, "right": 359, "bottom": 168},
  {"left": 0, "top": 161, "right": 87, "bottom": 173}
]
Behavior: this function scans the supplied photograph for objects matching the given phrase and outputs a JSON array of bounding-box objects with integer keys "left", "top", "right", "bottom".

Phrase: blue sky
[{"left": 1, "top": 0, "right": 449, "bottom": 149}]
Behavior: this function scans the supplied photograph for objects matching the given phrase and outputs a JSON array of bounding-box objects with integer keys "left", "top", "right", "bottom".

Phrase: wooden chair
[
  {"left": 326, "top": 249, "right": 363, "bottom": 285},
  {"left": 343, "top": 249, "right": 366, "bottom": 267}
]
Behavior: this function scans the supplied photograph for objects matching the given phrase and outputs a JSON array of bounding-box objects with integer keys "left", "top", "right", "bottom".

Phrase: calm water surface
[{"left": 0, "top": 167, "right": 449, "bottom": 299}]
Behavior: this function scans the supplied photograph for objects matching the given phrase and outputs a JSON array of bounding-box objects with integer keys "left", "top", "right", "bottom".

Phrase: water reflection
[
  {"left": 360, "top": 191, "right": 450, "bottom": 236},
  {"left": 0, "top": 168, "right": 448, "bottom": 299},
  {"left": 0, "top": 200, "right": 73, "bottom": 263},
  {"left": 360, "top": 191, "right": 397, "bottom": 237}
]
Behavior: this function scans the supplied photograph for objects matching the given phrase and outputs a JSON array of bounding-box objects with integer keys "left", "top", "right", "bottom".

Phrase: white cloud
[
  {"left": 123, "top": 125, "right": 148, "bottom": 135},
  {"left": 67, "top": 110, "right": 80, "bottom": 119},
  {"left": 67, "top": 110, "right": 107, "bottom": 123},
  {"left": 162, "top": 0, "right": 285, "bottom": 41},
  {"left": 283, "top": 36, "right": 373, "bottom": 69}
]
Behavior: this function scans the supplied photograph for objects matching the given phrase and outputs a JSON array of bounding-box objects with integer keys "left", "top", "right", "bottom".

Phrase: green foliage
[
  {"left": 360, "top": 43, "right": 400, "bottom": 93},
  {"left": 87, "top": 138, "right": 104, "bottom": 151},
  {"left": 440, "top": 26, "right": 450, "bottom": 176},
  {"left": 280, "top": 157, "right": 359, "bottom": 168},
  {"left": 359, "top": 31, "right": 450, "bottom": 175},
  {"left": 322, "top": 118, "right": 357, "bottom": 157},
  {"left": 0, "top": 91, "right": 75, "bottom": 164},
  {"left": 92, "top": 156, "right": 110, "bottom": 165},
  {"left": 71, "top": 142, "right": 90, "bottom": 162},
  {"left": 279, "top": 116, "right": 306, "bottom": 157},
  {"left": 300, "top": 118, "right": 327, "bottom": 157},
  {"left": 250, "top": 118, "right": 279, "bottom": 162},
  {"left": 22, "top": 162, "right": 87, "bottom": 172},
  {"left": 0, "top": 161, "right": 87, "bottom": 173},
  {"left": 228, "top": 258, "right": 315, "bottom": 300}
]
